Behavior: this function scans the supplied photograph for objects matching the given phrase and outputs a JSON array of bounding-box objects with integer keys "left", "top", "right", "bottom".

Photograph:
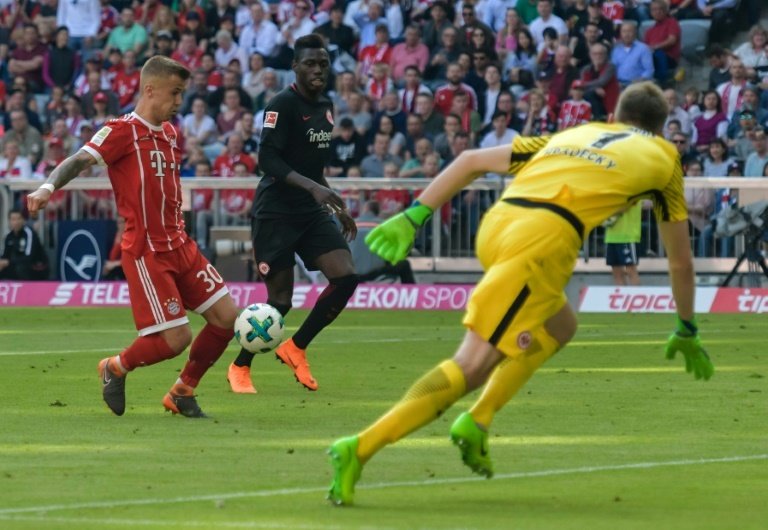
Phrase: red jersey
[
  {"left": 601, "top": 2, "right": 624, "bottom": 24},
  {"left": 558, "top": 99, "right": 592, "bottom": 130},
  {"left": 212, "top": 153, "right": 256, "bottom": 214},
  {"left": 434, "top": 83, "right": 478, "bottom": 115},
  {"left": 82, "top": 113, "right": 186, "bottom": 256},
  {"left": 112, "top": 69, "right": 141, "bottom": 108},
  {"left": 358, "top": 44, "right": 392, "bottom": 79},
  {"left": 171, "top": 49, "right": 204, "bottom": 72},
  {"left": 100, "top": 5, "right": 119, "bottom": 33}
]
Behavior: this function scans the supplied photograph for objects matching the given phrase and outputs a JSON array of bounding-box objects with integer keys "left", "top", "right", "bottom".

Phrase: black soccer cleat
[
  {"left": 98, "top": 357, "right": 126, "bottom": 416},
  {"left": 163, "top": 384, "right": 207, "bottom": 418}
]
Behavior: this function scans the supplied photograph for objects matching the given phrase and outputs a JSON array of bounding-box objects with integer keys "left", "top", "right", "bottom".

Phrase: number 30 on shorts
[{"left": 196, "top": 264, "right": 224, "bottom": 292}]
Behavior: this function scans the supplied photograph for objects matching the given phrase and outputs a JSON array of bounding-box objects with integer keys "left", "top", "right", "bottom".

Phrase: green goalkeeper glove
[
  {"left": 664, "top": 316, "right": 714, "bottom": 381},
  {"left": 365, "top": 202, "right": 433, "bottom": 265}
]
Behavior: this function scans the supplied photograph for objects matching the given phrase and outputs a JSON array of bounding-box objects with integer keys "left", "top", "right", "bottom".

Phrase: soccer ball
[{"left": 234, "top": 303, "right": 285, "bottom": 353}]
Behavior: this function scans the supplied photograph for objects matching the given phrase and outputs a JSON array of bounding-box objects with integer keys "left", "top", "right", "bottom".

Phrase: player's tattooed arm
[
  {"left": 27, "top": 151, "right": 99, "bottom": 217},
  {"left": 46, "top": 150, "right": 98, "bottom": 190}
]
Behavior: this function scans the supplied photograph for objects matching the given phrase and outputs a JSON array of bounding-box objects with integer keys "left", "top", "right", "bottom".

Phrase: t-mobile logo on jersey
[{"left": 149, "top": 150, "right": 177, "bottom": 177}]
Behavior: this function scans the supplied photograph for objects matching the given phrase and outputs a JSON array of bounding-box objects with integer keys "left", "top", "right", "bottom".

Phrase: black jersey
[{"left": 252, "top": 84, "right": 335, "bottom": 219}]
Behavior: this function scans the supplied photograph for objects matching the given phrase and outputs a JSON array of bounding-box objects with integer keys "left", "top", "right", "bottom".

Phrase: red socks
[
  {"left": 180, "top": 323, "right": 234, "bottom": 387},
  {"left": 119, "top": 334, "right": 177, "bottom": 371}
]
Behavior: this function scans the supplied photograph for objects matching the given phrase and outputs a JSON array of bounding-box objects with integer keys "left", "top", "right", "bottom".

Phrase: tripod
[{"left": 721, "top": 227, "right": 768, "bottom": 287}]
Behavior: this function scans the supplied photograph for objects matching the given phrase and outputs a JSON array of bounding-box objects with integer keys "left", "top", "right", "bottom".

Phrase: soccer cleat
[
  {"left": 275, "top": 338, "right": 318, "bottom": 391},
  {"left": 227, "top": 363, "right": 258, "bottom": 394},
  {"left": 163, "top": 383, "right": 207, "bottom": 418},
  {"left": 450, "top": 412, "right": 494, "bottom": 478},
  {"left": 327, "top": 436, "right": 362, "bottom": 506},
  {"left": 98, "top": 357, "right": 126, "bottom": 416}
]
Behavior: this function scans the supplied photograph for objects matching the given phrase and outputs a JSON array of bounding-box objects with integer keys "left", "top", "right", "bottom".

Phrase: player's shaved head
[
  {"left": 140, "top": 56, "right": 191, "bottom": 88},
  {"left": 615, "top": 81, "right": 668, "bottom": 135}
]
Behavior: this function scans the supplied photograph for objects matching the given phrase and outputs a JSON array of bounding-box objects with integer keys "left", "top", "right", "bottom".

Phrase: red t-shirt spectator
[
  {"left": 112, "top": 69, "right": 141, "bottom": 108},
  {"left": 171, "top": 49, "right": 204, "bottom": 71},
  {"left": 213, "top": 153, "right": 256, "bottom": 215},
  {"left": 644, "top": 15, "right": 681, "bottom": 62},
  {"left": 558, "top": 99, "right": 592, "bottom": 130}
]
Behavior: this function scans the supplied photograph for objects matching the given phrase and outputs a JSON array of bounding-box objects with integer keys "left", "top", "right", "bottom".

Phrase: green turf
[{"left": 0, "top": 308, "right": 766, "bottom": 529}]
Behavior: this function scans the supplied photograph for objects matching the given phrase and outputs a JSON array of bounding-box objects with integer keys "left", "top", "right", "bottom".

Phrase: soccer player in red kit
[{"left": 27, "top": 56, "right": 239, "bottom": 418}]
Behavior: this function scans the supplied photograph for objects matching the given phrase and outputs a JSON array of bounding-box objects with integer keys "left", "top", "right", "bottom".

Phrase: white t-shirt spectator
[
  {"left": 182, "top": 114, "right": 219, "bottom": 146},
  {"left": 0, "top": 156, "right": 33, "bottom": 180},
  {"left": 529, "top": 14, "right": 568, "bottom": 46},
  {"left": 56, "top": 0, "right": 100, "bottom": 38}
]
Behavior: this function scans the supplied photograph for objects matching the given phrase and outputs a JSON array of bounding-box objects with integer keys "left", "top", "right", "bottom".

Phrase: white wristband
[{"left": 39, "top": 183, "right": 56, "bottom": 193}]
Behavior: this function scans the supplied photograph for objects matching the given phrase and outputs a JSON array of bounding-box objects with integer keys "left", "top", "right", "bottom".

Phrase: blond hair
[
  {"left": 615, "top": 81, "right": 668, "bottom": 134},
  {"left": 140, "top": 56, "right": 191, "bottom": 86}
]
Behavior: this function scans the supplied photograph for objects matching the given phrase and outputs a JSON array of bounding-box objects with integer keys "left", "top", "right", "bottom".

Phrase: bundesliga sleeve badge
[{"left": 264, "top": 111, "right": 279, "bottom": 129}]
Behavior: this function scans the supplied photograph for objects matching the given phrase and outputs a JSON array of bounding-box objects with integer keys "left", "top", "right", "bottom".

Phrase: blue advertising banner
[{"left": 57, "top": 220, "right": 115, "bottom": 281}]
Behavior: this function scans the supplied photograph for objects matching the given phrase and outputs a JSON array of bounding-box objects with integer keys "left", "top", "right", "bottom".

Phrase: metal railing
[{"left": 2, "top": 177, "right": 767, "bottom": 275}]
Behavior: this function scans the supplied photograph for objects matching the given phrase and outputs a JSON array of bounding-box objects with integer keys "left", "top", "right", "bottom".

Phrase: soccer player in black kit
[{"left": 227, "top": 34, "right": 359, "bottom": 393}]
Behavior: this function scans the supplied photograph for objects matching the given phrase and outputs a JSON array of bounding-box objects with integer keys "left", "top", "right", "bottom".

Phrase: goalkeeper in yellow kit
[{"left": 327, "top": 82, "right": 714, "bottom": 506}]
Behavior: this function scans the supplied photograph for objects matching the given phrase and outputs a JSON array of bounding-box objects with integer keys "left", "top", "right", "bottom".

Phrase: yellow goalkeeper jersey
[{"left": 502, "top": 122, "right": 688, "bottom": 234}]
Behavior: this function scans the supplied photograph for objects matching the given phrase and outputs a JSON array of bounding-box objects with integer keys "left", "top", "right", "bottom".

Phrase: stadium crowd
[{"left": 0, "top": 0, "right": 765, "bottom": 262}]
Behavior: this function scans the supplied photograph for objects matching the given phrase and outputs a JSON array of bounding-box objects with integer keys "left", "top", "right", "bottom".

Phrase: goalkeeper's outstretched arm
[
  {"left": 659, "top": 220, "right": 695, "bottom": 321},
  {"left": 416, "top": 136, "right": 550, "bottom": 210}
]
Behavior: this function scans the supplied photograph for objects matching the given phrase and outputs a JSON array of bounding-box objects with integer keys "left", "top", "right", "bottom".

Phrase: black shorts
[
  {"left": 606, "top": 242, "right": 639, "bottom": 267},
  {"left": 251, "top": 214, "right": 349, "bottom": 277}
]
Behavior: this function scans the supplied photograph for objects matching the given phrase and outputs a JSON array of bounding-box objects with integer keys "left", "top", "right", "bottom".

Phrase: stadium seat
[{"left": 679, "top": 19, "right": 712, "bottom": 63}]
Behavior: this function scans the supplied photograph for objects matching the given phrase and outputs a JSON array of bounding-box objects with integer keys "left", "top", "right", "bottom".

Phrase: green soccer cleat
[
  {"left": 327, "top": 436, "right": 362, "bottom": 506},
  {"left": 450, "top": 412, "right": 494, "bottom": 478}
]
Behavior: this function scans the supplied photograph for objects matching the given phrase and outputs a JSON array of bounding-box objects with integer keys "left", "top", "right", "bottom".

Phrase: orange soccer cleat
[
  {"left": 227, "top": 363, "right": 258, "bottom": 394},
  {"left": 163, "top": 383, "right": 207, "bottom": 418},
  {"left": 275, "top": 338, "right": 318, "bottom": 391}
]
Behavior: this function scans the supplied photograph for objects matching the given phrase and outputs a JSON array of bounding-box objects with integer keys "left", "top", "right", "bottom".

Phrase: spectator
[
  {"left": 703, "top": 138, "right": 735, "bottom": 177},
  {"left": 178, "top": 9, "right": 209, "bottom": 51},
  {"left": 375, "top": 162, "right": 411, "bottom": 217},
  {"left": 450, "top": 89, "right": 483, "bottom": 141},
  {"left": 644, "top": 0, "right": 681, "bottom": 85},
  {"left": 398, "top": 66, "right": 432, "bottom": 114},
  {"left": 183, "top": 97, "right": 220, "bottom": 159},
  {"left": 400, "top": 137, "right": 437, "bottom": 178},
  {"left": 425, "top": 26, "right": 462, "bottom": 81},
  {"left": 0, "top": 209, "right": 48, "bottom": 281},
  {"left": 611, "top": 22, "right": 654, "bottom": 86},
  {"left": 682, "top": 159, "right": 713, "bottom": 257},
  {"left": 389, "top": 25, "right": 430, "bottom": 84},
  {"left": 351, "top": 200, "right": 416, "bottom": 284},
  {"left": 104, "top": 8, "right": 148, "bottom": 56},
  {"left": 583, "top": 0, "right": 615, "bottom": 44},
  {"left": 744, "top": 127, "right": 768, "bottom": 177},
  {"left": 278, "top": 0, "right": 317, "bottom": 50},
  {"left": 96, "top": 0, "right": 120, "bottom": 45},
  {"left": 339, "top": 91, "right": 373, "bottom": 137},
  {"left": 90, "top": 92, "right": 114, "bottom": 129},
  {"left": 529, "top": 0, "right": 568, "bottom": 47},
  {"left": 56, "top": 0, "right": 100, "bottom": 54},
  {"left": 572, "top": 21, "right": 603, "bottom": 69},
  {"left": 361, "top": 132, "right": 403, "bottom": 178},
  {"left": 213, "top": 134, "right": 256, "bottom": 223},
  {"left": 239, "top": 3, "right": 279, "bottom": 61},
  {"left": 48, "top": 118, "right": 77, "bottom": 157},
  {"left": 521, "top": 88, "right": 556, "bottom": 135},
  {"left": 373, "top": 89, "right": 407, "bottom": 133},
  {"left": 727, "top": 88, "right": 766, "bottom": 140},
  {"left": 43, "top": 26, "right": 80, "bottom": 91},
  {"left": 354, "top": 0, "right": 388, "bottom": 50},
  {"left": 150, "top": 30, "right": 176, "bottom": 58},
  {"left": 479, "top": 110, "right": 517, "bottom": 177},
  {"left": 671, "top": 131, "right": 700, "bottom": 168},
  {"left": 558, "top": 80, "right": 592, "bottom": 130},
  {"left": 581, "top": 42, "right": 619, "bottom": 119},
  {"left": 734, "top": 25, "right": 768, "bottom": 77},
  {"left": 110, "top": 50, "right": 140, "bottom": 113},
  {"left": 316, "top": 5, "right": 356, "bottom": 56},
  {"left": 729, "top": 110, "right": 759, "bottom": 162},
  {"left": 8, "top": 24, "right": 47, "bottom": 93},
  {"left": 357, "top": 23, "right": 392, "bottom": 85},
  {"left": 413, "top": 92, "right": 445, "bottom": 139},
  {"left": 3, "top": 89, "right": 42, "bottom": 133},
  {"left": 376, "top": 114, "right": 407, "bottom": 158},
  {"left": 402, "top": 114, "right": 427, "bottom": 159},
  {"left": 149, "top": 6, "right": 179, "bottom": 44},
  {"left": 0, "top": 140, "right": 33, "bottom": 180},
  {"left": 504, "top": 27, "right": 538, "bottom": 75},
  {"left": 515, "top": 0, "right": 540, "bottom": 25},
  {"left": 494, "top": 8, "right": 523, "bottom": 58},
  {"left": 696, "top": 0, "right": 738, "bottom": 45},
  {"left": 2, "top": 110, "right": 44, "bottom": 166},
  {"left": 214, "top": 29, "right": 246, "bottom": 72},
  {"left": 216, "top": 88, "right": 246, "bottom": 138},
  {"left": 208, "top": 70, "right": 253, "bottom": 115},
  {"left": 479, "top": 63, "right": 505, "bottom": 125},
  {"left": 435, "top": 62, "right": 479, "bottom": 115},
  {"left": 422, "top": 1, "right": 454, "bottom": 51},
  {"left": 706, "top": 44, "right": 733, "bottom": 90},
  {"left": 365, "top": 62, "right": 395, "bottom": 111},
  {"left": 663, "top": 89, "right": 692, "bottom": 137},
  {"left": 547, "top": 45, "right": 579, "bottom": 112},
  {"left": 433, "top": 113, "right": 462, "bottom": 160},
  {"left": 716, "top": 59, "right": 749, "bottom": 118},
  {"left": 669, "top": 0, "right": 700, "bottom": 19},
  {"left": 461, "top": 7, "right": 496, "bottom": 57},
  {"left": 693, "top": 90, "right": 728, "bottom": 153},
  {"left": 328, "top": 117, "right": 367, "bottom": 177},
  {"left": 171, "top": 31, "right": 204, "bottom": 71}
]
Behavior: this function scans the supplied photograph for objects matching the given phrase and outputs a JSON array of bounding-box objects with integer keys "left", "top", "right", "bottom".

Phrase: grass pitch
[{"left": 0, "top": 308, "right": 766, "bottom": 529}]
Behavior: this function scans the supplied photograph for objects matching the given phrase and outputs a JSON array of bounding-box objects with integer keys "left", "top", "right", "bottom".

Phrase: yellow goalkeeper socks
[
  {"left": 356, "top": 360, "right": 466, "bottom": 463},
  {"left": 469, "top": 328, "right": 560, "bottom": 428}
]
